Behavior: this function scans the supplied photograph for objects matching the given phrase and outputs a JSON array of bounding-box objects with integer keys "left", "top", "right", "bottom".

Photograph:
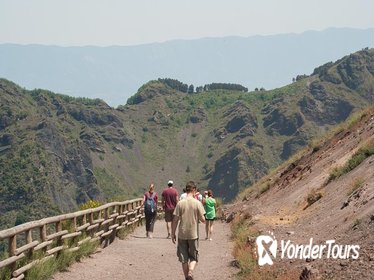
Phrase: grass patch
[
  {"left": 304, "top": 189, "right": 323, "bottom": 210},
  {"left": 26, "top": 256, "right": 58, "bottom": 280},
  {"left": 26, "top": 238, "right": 99, "bottom": 279},
  {"left": 352, "top": 218, "right": 361, "bottom": 228},
  {"left": 231, "top": 216, "right": 258, "bottom": 276},
  {"left": 73, "top": 238, "right": 99, "bottom": 261},
  {"left": 117, "top": 223, "right": 137, "bottom": 240},
  {"left": 347, "top": 177, "right": 365, "bottom": 196},
  {"left": 326, "top": 139, "right": 374, "bottom": 185},
  {"left": 255, "top": 183, "right": 271, "bottom": 198},
  {"left": 231, "top": 216, "right": 300, "bottom": 279},
  {"left": 0, "top": 267, "right": 11, "bottom": 280},
  {"left": 214, "top": 197, "right": 225, "bottom": 219}
]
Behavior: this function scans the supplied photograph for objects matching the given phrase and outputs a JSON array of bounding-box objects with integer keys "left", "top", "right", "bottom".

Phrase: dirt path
[{"left": 53, "top": 220, "right": 238, "bottom": 280}]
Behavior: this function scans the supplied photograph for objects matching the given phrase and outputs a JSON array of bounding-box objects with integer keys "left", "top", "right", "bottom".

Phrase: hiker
[
  {"left": 161, "top": 180, "right": 179, "bottom": 238},
  {"left": 203, "top": 190, "right": 216, "bottom": 241},
  {"left": 180, "top": 188, "right": 187, "bottom": 200},
  {"left": 203, "top": 190, "right": 208, "bottom": 199},
  {"left": 142, "top": 183, "right": 158, "bottom": 239},
  {"left": 171, "top": 181, "right": 206, "bottom": 280},
  {"left": 193, "top": 186, "right": 203, "bottom": 202}
]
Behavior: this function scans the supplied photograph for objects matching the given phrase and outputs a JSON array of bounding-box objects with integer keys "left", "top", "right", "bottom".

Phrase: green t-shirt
[{"left": 204, "top": 197, "right": 216, "bottom": 220}]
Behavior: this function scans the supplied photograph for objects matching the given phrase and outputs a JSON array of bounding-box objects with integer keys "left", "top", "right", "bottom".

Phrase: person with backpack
[{"left": 143, "top": 183, "right": 158, "bottom": 239}]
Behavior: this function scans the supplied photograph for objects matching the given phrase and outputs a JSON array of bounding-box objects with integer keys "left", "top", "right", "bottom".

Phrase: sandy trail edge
[{"left": 53, "top": 220, "right": 238, "bottom": 280}]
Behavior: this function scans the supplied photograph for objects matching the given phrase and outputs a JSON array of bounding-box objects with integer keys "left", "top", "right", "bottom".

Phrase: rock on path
[{"left": 53, "top": 220, "right": 237, "bottom": 280}]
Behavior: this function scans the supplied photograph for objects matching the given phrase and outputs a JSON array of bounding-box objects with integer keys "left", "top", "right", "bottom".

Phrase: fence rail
[{"left": 0, "top": 198, "right": 145, "bottom": 280}]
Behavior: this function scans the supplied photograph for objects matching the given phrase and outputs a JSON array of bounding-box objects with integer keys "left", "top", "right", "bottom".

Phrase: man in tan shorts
[{"left": 171, "top": 181, "right": 205, "bottom": 280}]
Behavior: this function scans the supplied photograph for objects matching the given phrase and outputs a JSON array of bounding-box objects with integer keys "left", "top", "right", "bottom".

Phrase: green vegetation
[
  {"left": 231, "top": 216, "right": 296, "bottom": 279},
  {"left": 79, "top": 200, "right": 102, "bottom": 210},
  {"left": 196, "top": 82, "right": 248, "bottom": 93},
  {"left": 304, "top": 189, "right": 323, "bottom": 209},
  {"left": 0, "top": 141, "right": 60, "bottom": 229},
  {"left": 117, "top": 223, "right": 137, "bottom": 240},
  {"left": 326, "top": 139, "right": 374, "bottom": 185},
  {"left": 0, "top": 235, "right": 99, "bottom": 280},
  {"left": 255, "top": 183, "right": 271, "bottom": 198},
  {"left": 0, "top": 266, "right": 11, "bottom": 280},
  {"left": 231, "top": 216, "right": 257, "bottom": 277},
  {"left": 93, "top": 168, "right": 123, "bottom": 200},
  {"left": 30, "top": 88, "right": 103, "bottom": 106},
  {"left": 347, "top": 178, "right": 365, "bottom": 196},
  {"left": 158, "top": 78, "right": 190, "bottom": 93},
  {"left": 352, "top": 218, "right": 361, "bottom": 228},
  {"left": 26, "top": 238, "right": 99, "bottom": 280}
]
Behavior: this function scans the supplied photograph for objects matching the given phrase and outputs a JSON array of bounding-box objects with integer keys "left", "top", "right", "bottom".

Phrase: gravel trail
[{"left": 53, "top": 220, "right": 238, "bottom": 280}]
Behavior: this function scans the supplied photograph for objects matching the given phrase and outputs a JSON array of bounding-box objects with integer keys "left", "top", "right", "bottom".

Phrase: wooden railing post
[
  {"left": 40, "top": 225, "right": 47, "bottom": 243},
  {"left": 89, "top": 212, "right": 94, "bottom": 237},
  {"left": 8, "top": 235, "right": 17, "bottom": 272},
  {"left": 72, "top": 217, "right": 77, "bottom": 232},
  {"left": 104, "top": 207, "right": 109, "bottom": 220},
  {"left": 26, "top": 230, "right": 33, "bottom": 258},
  {"left": 56, "top": 221, "right": 62, "bottom": 256}
]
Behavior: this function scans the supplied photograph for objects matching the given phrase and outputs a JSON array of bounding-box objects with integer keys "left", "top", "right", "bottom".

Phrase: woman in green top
[{"left": 203, "top": 190, "right": 216, "bottom": 241}]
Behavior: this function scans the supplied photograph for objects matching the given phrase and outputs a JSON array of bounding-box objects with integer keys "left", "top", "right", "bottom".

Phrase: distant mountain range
[{"left": 1, "top": 28, "right": 374, "bottom": 106}]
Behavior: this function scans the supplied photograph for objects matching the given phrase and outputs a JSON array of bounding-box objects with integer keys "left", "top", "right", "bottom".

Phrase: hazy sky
[{"left": 1, "top": 0, "right": 374, "bottom": 46}]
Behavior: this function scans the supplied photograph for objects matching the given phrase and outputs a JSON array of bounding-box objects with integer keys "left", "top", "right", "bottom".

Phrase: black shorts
[{"left": 164, "top": 208, "right": 174, "bottom": 222}]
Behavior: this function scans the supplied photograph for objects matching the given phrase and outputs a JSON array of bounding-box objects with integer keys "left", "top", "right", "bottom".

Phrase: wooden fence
[{"left": 0, "top": 198, "right": 144, "bottom": 280}]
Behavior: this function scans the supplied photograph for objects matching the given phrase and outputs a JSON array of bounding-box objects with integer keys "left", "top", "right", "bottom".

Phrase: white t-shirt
[{"left": 180, "top": 193, "right": 187, "bottom": 200}]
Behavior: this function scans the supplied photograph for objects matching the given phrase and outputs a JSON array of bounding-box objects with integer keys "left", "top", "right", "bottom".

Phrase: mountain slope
[
  {"left": 230, "top": 106, "right": 374, "bottom": 279},
  {"left": 1, "top": 28, "right": 374, "bottom": 106},
  {"left": 0, "top": 48, "right": 373, "bottom": 230}
]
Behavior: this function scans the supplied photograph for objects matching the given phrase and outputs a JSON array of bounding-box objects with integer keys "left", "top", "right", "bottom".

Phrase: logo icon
[{"left": 256, "top": 232, "right": 277, "bottom": 266}]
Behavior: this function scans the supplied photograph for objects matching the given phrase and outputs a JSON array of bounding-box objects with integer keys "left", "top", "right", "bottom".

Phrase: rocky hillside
[
  {"left": 0, "top": 48, "right": 374, "bottom": 230},
  {"left": 229, "top": 106, "right": 374, "bottom": 279}
]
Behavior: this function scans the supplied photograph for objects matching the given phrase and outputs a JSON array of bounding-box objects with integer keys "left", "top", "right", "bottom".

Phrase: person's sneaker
[
  {"left": 186, "top": 272, "right": 193, "bottom": 280},
  {"left": 167, "top": 233, "right": 171, "bottom": 239},
  {"left": 209, "top": 238, "right": 212, "bottom": 241}
]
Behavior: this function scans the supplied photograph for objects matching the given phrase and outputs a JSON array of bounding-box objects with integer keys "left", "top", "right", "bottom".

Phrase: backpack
[{"left": 144, "top": 192, "right": 156, "bottom": 214}]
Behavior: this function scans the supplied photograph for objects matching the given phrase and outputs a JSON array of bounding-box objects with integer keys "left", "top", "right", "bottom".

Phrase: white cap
[{"left": 168, "top": 180, "right": 174, "bottom": 185}]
